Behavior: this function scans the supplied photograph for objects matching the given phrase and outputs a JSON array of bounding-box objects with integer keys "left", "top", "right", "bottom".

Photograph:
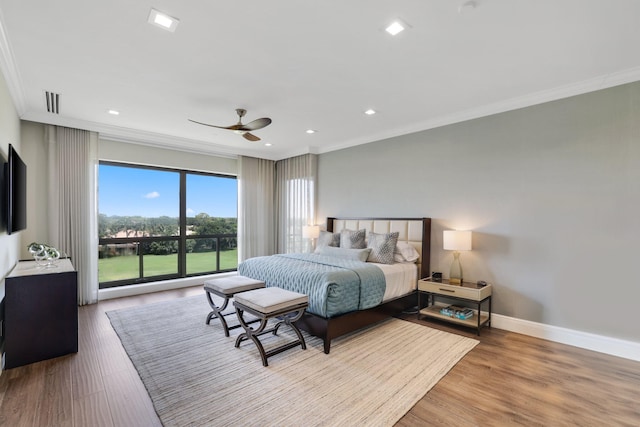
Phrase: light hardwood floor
[{"left": 0, "top": 286, "right": 638, "bottom": 426}]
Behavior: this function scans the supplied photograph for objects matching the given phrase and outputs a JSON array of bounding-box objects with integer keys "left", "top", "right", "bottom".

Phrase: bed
[{"left": 238, "top": 217, "right": 431, "bottom": 353}]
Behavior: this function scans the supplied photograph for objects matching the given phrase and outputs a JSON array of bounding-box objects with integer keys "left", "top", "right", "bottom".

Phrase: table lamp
[
  {"left": 443, "top": 230, "right": 472, "bottom": 285},
  {"left": 302, "top": 225, "right": 320, "bottom": 252}
]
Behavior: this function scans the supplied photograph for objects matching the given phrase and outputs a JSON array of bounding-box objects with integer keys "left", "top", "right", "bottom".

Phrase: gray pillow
[
  {"left": 318, "top": 246, "right": 371, "bottom": 262},
  {"left": 314, "top": 231, "right": 340, "bottom": 253},
  {"left": 367, "top": 231, "right": 399, "bottom": 264},
  {"left": 340, "top": 229, "right": 366, "bottom": 249}
]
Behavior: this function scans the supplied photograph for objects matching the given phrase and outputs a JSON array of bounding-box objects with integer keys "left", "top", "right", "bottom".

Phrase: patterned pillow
[
  {"left": 367, "top": 231, "right": 399, "bottom": 264},
  {"left": 314, "top": 231, "right": 340, "bottom": 253},
  {"left": 340, "top": 229, "right": 366, "bottom": 249}
]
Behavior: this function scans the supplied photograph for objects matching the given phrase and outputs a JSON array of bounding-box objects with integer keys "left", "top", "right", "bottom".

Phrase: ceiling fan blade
[
  {"left": 190, "top": 110, "right": 270, "bottom": 142},
  {"left": 188, "top": 119, "right": 234, "bottom": 130},
  {"left": 243, "top": 132, "right": 261, "bottom": 142},
  {"left": 239, "top": 117, "right": 272, "bottom": 131}
]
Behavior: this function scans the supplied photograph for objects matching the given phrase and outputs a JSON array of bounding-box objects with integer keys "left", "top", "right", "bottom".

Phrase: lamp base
[{"left": 449, "top": 251, "right": 463, "bottom": 286}]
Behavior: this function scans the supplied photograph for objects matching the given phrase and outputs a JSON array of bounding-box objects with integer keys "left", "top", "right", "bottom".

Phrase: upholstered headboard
[{"left": 327, "top": 217, "right": 431, "bottom": 280}]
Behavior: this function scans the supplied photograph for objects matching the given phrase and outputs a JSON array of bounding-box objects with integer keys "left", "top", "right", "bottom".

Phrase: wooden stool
[
  {"left": 234, "top": 287, "right": 309, "bottom": 367},
  {"left": 203, "top": 276, "right": 265, "bottom": 337}
]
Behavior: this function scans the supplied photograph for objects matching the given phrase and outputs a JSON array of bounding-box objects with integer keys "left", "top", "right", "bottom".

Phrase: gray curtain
[
  {"left": 47, "top": 126, "right": 99, "bottom": 305},
  {"left": 238, "top": 155, "right": 276, "bottom": 261}
]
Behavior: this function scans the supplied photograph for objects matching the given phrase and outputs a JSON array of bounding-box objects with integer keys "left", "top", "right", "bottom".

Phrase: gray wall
[
  {"left": 0, "top": 67, "right": 21, "bottom": 285},
  {"left": 318, "top": 82, "right": 640, "bottom": 343},
  {"left": 19, "top": 121, "right": 47, "bottom": 259}
]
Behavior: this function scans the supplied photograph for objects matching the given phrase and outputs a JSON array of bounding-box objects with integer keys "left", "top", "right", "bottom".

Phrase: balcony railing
[{"left": 98, "top": 233, "right": 237, "bottom": 289}]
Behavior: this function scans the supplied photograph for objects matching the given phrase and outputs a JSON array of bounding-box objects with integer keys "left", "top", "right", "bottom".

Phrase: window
[{"left": 98, "top": 162, "right": 237, "bottom": 288}]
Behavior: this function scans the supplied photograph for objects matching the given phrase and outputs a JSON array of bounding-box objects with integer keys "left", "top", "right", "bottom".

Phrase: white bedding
[{"left": 374, "top": 262, "right": 418, "bottom": 301}]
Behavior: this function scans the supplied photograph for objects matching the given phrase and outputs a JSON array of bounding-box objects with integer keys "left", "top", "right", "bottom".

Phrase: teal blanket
[{"left": 238, "top": 253, "right": 386, "bottom": 318}]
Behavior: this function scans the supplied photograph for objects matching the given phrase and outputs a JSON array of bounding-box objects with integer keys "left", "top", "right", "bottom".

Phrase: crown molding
[
  {"left": 318, "top": 66, "right": 640, "bottom": 155},
  {"left": 0, "top": 8, "right": 26, "bottom": 115}
]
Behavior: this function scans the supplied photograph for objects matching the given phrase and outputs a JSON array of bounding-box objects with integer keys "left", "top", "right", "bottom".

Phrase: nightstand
[{"left": 417, "top": 278, "right": 492, "bottom": 335}]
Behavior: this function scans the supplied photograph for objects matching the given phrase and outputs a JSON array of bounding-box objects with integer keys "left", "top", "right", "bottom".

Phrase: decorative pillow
[
  {"left": 366, "top": 231, "right": 399, "bottom": 264},
  {"left": 394, "top": 241, "right": 420, "bottom": 263},
  {"left": 317, "top": 246, "right": 371, "bottom": 262},
  {"left": 314, "top": 231, "right": 340, "bottom": 253},
  {"left": 340, "top": 229, "right": 366, "bottom": 249}
]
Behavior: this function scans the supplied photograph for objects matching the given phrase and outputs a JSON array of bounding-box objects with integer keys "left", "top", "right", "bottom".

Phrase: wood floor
[{"left": 0, "top": 286, "right": 638, "bottom": 427}]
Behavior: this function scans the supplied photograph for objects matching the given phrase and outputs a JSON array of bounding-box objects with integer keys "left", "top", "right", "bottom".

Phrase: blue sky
[{"left": 98, "top": 164, "right": 237, "bottom": 218}]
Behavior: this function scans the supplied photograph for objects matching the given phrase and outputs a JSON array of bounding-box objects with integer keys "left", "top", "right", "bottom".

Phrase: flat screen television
[
  {"left": 6, "top": 144, "right": 27, "bottom": 234},
  {"left": 0, "top": 149, "right": 5, "bottom": 233}
]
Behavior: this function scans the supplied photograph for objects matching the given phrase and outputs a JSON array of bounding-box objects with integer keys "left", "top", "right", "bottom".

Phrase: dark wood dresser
[{"left": 2, "top": 259, "right": 78, "bottom": 369}]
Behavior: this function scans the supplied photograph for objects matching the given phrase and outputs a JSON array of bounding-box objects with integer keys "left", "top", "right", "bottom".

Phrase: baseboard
[
  {"left": 98, "top": 272, "right": 237, "bottom": 301},
  {"left": 491, "top": 314, "right": 640, "bottom": 362}
]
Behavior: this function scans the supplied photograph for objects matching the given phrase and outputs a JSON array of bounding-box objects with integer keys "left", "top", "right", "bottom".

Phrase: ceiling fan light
[{"left": 233, "top": 130, "right": 246, "bottom": 135}]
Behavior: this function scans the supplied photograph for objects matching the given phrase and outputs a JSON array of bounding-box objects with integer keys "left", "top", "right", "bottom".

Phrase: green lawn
[{"left": 98, "top": 250, "right": 238, "bottom": 283}]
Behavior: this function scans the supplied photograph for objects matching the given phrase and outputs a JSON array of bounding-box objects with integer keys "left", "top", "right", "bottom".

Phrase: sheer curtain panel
[
  {"left": 238, "top": 156, "right": 276, "bottom": 261},
  {"left": 47, "top": 126, "right": 99, "bottom": 305},
  {"left": 276, "top": 153, "right": 318, "bottom": 254}
]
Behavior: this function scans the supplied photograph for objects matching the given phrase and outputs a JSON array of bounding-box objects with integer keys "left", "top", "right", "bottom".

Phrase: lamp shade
[
  {"left": 302, "top": 225, "right": 320, "bottom": 239},
  {"left": 443, "top": 230, "right": 472, "bottom": 251}
]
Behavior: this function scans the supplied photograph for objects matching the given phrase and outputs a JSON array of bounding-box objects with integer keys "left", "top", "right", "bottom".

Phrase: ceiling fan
[{"left": 189, "top": 108, "right": 272, "bottom": 142}]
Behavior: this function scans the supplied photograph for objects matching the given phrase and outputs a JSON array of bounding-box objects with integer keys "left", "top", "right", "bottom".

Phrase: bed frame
[{"left": 294, "top": 217, "right": 431, "bottom": 353}]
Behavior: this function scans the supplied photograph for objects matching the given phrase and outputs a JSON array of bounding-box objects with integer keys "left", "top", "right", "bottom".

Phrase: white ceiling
[{"left": 1, "top": 0, "right": 639, "bottom": 161}]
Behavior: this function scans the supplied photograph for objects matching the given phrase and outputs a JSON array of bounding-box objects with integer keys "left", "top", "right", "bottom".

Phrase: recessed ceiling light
[
  {"left": 385, "top": 18, "right": 412, "bottom": 36},
  {"left": 108, "top": 109, "right": 120, "bottom": 115},
  {"left": 364, "top": 109, "right": 376, "bottom": 115},
  {"left": 306, "top": 129, "right": 316, "bottom": 134},
  {"left": 264, "top": 143, "right": 272, "bottom": 147},
  {"left": 148, "top": 9, "right": 179, "bottom": 32}
]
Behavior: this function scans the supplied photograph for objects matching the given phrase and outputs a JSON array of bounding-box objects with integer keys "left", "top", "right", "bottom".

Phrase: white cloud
[
  {"left": 144, "top": 191, "right": 160, "bottom": 199},
  {"left": 187, "top": 208, "right": 195, "bottom": 215}
]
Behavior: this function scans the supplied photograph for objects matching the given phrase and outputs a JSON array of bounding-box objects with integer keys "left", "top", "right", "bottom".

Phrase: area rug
[{"left": 107, "top": 295, "right": 478, "bottom": 427}]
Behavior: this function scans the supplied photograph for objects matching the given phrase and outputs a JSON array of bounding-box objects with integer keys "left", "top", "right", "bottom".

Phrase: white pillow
[
  {"left": 314, "top": 231, "right": 340, "bottom": 253},
  {"left": 317, "top": 246, "right": 371, "bottom": 262},
  {"left": 394, "top": 241, "right": 420, "bottom": 263}
]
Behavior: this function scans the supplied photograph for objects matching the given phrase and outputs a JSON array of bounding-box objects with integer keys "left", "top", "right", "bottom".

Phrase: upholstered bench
[
  {"left": 203, "top": 276, "right": 265, "bottom": 337},
  {"left": 233, "top": 287, "right": 309, "bottom": 367}
]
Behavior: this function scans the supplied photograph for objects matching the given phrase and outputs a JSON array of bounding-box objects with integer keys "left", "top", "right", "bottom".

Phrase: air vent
[{"left": 45, "top": 91, "right": 60, "bottom": 114}]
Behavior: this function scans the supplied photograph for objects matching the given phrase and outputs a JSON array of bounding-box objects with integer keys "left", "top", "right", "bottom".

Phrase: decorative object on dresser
[
  {"left": 417, "top": 277, "right": 492, "bottom": 335},
  {"left": 443, "top": 230, "right": 472, "bottom": 284},
  {"left": 27, "top": 241, "right": 63, "bottom": 267}
]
